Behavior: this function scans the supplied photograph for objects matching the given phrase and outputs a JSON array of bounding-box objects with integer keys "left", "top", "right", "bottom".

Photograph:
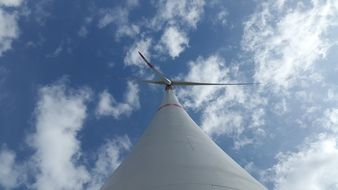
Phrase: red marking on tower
[{"left": 157, "top": 103, "right": 183, "bottom": 111}]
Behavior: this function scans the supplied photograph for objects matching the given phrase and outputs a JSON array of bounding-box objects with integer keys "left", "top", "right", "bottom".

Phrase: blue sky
[{"left": 1, "top": 0, "right": 338, "bottom": 189}]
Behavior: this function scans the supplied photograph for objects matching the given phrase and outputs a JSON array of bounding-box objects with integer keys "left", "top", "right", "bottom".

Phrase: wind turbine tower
[{"left": 101, "top": 52, "right": 267, "bottom": 190}]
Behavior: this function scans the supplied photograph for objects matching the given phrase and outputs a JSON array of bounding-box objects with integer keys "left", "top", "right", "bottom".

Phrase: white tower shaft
[{"left": 101, "top": 89, "right": 267, "bottom": 190}]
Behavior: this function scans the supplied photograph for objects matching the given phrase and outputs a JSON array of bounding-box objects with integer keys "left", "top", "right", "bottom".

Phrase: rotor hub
[{"left": 165, "top": 85, "right": 173, "bottom": 91}]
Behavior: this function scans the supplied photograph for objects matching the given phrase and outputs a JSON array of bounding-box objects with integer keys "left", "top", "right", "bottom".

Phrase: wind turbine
[{"left": 101, "top": 52, "right": 267, "bottom": 190}]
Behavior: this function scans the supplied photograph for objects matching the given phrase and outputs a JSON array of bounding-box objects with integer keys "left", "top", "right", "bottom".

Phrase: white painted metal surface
[{"left": 101, "top": 89, "right": 267, "bottom": 190}]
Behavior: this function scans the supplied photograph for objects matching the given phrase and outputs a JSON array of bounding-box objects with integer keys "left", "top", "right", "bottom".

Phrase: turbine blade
[
  {"left": 172, "top": 80, "right": 259, "bottom": 86},
  {"left": 138, "top": 51, "right": 171, "bottom": 85},
  {"left": 114, "top": 77, "right": 164, "bottom": 85},
  {"left": 138, "top": 80, "right": 165, "bottom": 84}
]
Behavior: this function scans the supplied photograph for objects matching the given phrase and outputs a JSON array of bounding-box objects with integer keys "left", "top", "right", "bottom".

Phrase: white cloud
[
  {"left": 151, "top": 0, "right": 205, "bottom": 29},
  {"left": 327, "top": 88, "right": 338, "bottom": 102},
  {"left": 0, "top": 0, "right": 22, "bottom": 7},
  {"left": 234, "top": 137, "right": 254, "bottom": 150},
  {"left": 97, "top": 1, "right": 139, "bottom": 39},
  {"left": 115, "top": 24, "right": 139, "bottom": 39},
  {"left": 87, "top": 135, "right": 131, "bottom": 190},
  {"left": 32, "top": 0, "right": 53, "bottom": 26},
  {"left": 157, "top": 26, "right": 189, "bottom": 59},
  {"left": 0, "top": 9, "right": 19, "bottom": 56},
  {"left": 202, "top": 106, "right": 244, "bottom": 137},
  {"left": 216, "top": 9, "right": 228, "bottom": 26},
  {"left": 31, "top": 81, "right": 92, "bottom": 190},
  {"left": 0, "top": 0, "right": 24, "bottom": 55},
  {"left": 96, "top": 82, "right": 140, "bottom": 119},
  {"left": 320, "top": 108, "right": 338, "bottom": 133},
  {"left": 0, "top": 147, "right": 25, "bottom": 190},
  {"left": 78, "top": 26, "right": 88, "bottom": 37},
  {"left": 78, "top": 17, "right": 92, "bottom": 38},
  {"left": 272, "top": 98, "right": 287, "bottom": 115},
  {"left": 46, "top": 44, "right": 63, "bottom": 58},
  {"left": 98, "top": 8, "right": 126, "bottom": 29},
  {"left": 148, "top": 0, "right": 204, "bottom": 58},
  {"left": 250, "top": 108, "right": 266, "bottom": 129},
  {"left": 242, "top": 0, "right": 338, "bottom": 92},
  {"left": 266, "top": 134, "right": 338, "bottom": 190},
  {"left": 124, "top": 38, "right": 152, "bottom": 67}
]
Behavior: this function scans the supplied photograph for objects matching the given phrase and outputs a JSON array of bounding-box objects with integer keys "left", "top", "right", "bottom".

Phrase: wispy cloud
[
  {"left": 216, "top": 9, "right": 228, "bottom": 26},
  {"left": 96, "top": 82, "right": 140, "bottom": 119},
  {"left": 0, "top": 2, "right": 22, "bottom": 56},
  {"left": 150, "top": 0, "right": 204, "bottom": 59},
  {"left": 0, "top": 147, "right": 26, "bottom": 190},
  {"left": 86, "top": 135, "right": 131, "bottom": 190},
  {"left": 156, "top": 26, "right": 189, "bottom": 59},
  {"left": 264, "top": 133, "right": 338, "bottom": 190},
  {"left": 31, "top": 0, "right": 53, "bottom": 26},
  {"left": 150, "top": 0, "right": 205, "bottom": 29},
  {"left": 45, "top": 43, "right": 63, "bottom": 58},
  {"left": 78, "top": 17, "right": 92, "bottom": 38},
  {"left": 0, "top": 0, "right": 23, "bottom": 7},
  {"left": 97, "top": 0, "right": 139, "bottom": 40},
  {"left": 318, "top": 108, "right": 338, "bottom": 133},
  {"left": 242, "top": 0, "right": 338, "bottom": 92},
  {"left": 271, "top": 101, "right": 338, "bottom": 189}
]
